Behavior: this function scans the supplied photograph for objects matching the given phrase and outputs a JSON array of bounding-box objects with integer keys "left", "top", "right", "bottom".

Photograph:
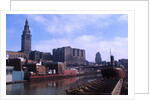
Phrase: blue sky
[{"left": 6, "top": 14, "right": 128, "bottom": 62}]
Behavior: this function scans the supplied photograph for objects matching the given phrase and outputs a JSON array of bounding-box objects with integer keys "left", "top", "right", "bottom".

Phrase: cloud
[
  {"left": 73, "top": 35, "right": 99, "bottom": 44},
  {"left": 117, "top": 14, "right": 128, "bottom": 23},
  {"left": 29, "top": 14, "right": 113, "bottom": 35},
  {"left": 33, "top": 35, "right": 128, "bottom": 62},
  {"left": 29, "top": 14, "right": 48, "bottom": 25}
]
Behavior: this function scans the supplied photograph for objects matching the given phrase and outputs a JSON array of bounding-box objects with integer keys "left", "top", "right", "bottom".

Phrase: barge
[{"left": 65, "top": 79, "right": 118, "bottom": 95}]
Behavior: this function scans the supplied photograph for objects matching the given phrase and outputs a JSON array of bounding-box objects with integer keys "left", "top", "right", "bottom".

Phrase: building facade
[
  {"left": 29, "top": 50, "right": 53, "bottom": 61},
  {"left": 40, "top": 52, "right": 53, "bottom": 61},
  {"left": 6, "top": 51, "right": 26, "bottom": 59},
  {"left": 53, "top": 46, "right": 86, "bottom": 66},
  {"left": 29, "top": 50, "right": 41, "bottom": 61}
]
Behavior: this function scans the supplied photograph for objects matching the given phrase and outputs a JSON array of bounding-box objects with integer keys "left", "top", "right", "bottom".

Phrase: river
[{"left": 6, "top": 74, "right": 102, "bottom": 95}]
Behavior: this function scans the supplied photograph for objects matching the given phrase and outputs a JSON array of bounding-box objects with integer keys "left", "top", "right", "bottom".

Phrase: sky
[{"left": 6, "top": 14, "right": 128, "bottom": 62}]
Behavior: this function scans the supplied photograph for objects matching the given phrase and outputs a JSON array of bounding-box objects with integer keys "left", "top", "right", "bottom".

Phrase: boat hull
[{"left": 101, "top": 67, "right": 125, "bottom": 80}]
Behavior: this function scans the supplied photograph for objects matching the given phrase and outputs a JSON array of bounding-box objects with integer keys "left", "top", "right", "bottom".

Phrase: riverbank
[
  {"left": 6, "top": 80, "right": 28, "bottom": 85},
  {"left": 6, "top": 72, "right": 102, "bottom": 85},
  {"left": 26, "top": 72, "right": 101, "bottom": 82}
]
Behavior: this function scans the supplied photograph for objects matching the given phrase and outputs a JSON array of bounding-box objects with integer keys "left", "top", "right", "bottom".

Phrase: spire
[
  {"left": 23, "top": 18, "right": 30, "bottom": 35},
  {"left": 25, "top": 18, "right": 29, "bottom": 26}
]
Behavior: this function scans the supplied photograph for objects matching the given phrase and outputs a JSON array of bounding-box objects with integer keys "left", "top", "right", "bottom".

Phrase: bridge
[{"left": 70, "top": 65, "right": 105, "bottom": 73}]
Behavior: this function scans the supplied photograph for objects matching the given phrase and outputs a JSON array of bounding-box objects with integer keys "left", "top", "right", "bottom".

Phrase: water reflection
[{"left": 6, "top": 74, "right": 102, "bottom": 95}]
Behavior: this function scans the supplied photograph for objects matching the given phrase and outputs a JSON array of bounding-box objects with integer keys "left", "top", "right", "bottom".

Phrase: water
[{"left": 6, "top": 74, "right": 102, "bottom": 95}]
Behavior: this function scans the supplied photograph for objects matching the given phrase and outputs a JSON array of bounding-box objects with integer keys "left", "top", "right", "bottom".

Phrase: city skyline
[{"left": 6, "top": 14, "right": 128, "bottom": 62}]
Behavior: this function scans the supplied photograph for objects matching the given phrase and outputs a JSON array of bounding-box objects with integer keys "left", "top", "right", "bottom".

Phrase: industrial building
[{"left": 53, "top": 46, "right": 86, "bottom": 66}]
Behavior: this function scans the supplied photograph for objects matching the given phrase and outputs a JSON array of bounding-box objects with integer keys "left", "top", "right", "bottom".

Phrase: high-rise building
[
  {"left": 95, "top": 52, "right": 102, "bottom": 65},
  {"left": 53, "top": 46, "right": 86, "bottom": 66},
  {"left": 21, "top": 18, "right": 32, "bottom": 59}
]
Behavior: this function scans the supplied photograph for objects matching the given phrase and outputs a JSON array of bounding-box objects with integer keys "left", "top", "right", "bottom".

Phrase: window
[
  {"left": 81, "top": 50, "right": 83, "bottom": 57},
  {"left": 77, "top": 49, "right": 79, "bottom": 56},
  {"left": 73, "top": 49, "right": 75, "bottom": 56}
]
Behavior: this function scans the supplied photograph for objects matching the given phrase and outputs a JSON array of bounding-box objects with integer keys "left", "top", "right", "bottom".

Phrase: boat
[
  {"left": 101, "top": 67, "right": 125, "bottom": 80},
  {"left": 101, "top": 50, "right": 126, "bottom": 80}
]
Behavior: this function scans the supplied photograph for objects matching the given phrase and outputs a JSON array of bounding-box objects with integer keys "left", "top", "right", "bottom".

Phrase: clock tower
[{"left": 21, "top": 18, "right": 32, "bottom": 59}]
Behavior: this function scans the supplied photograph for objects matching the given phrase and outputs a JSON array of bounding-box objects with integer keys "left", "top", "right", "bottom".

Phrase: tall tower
[
  {"left": 95, "top": 52, "right": 102, "bottom": 65},
  {"left": 21, "top": 18, "right": 32, "bottom": 59}
]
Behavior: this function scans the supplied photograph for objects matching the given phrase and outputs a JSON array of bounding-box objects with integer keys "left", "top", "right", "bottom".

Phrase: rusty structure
[{"left": 65, "top": 79, "right": 118, "bottom": 95}]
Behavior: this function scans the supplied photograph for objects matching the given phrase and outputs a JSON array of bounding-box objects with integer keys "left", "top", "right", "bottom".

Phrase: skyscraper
[
  {"left": 21, "top": 18, "right": 32, "bottom": 59},
  {"left": 95, "top": 52, "right": 102, "bottom": 65}
]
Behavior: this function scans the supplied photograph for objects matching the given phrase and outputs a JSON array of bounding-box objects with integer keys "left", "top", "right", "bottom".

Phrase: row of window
[
  {"left": 54, "top": 50, "right": 84, "bottom": 57},
  {"left": 8, "top": 54, "right": 25, "bottom": 58},
  {"left": 73, "top": 49, "right": 84, "bottom": 57}
]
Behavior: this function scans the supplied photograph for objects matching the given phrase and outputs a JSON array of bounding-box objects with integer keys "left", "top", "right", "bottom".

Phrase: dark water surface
[{"left": 6, "top": 74, "right": 102, "bottom": 95}]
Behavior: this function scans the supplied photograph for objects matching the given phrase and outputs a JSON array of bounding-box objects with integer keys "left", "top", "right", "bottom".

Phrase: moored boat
[{"left": 101, "top": 50, "right": 126, "bottom": 80}]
